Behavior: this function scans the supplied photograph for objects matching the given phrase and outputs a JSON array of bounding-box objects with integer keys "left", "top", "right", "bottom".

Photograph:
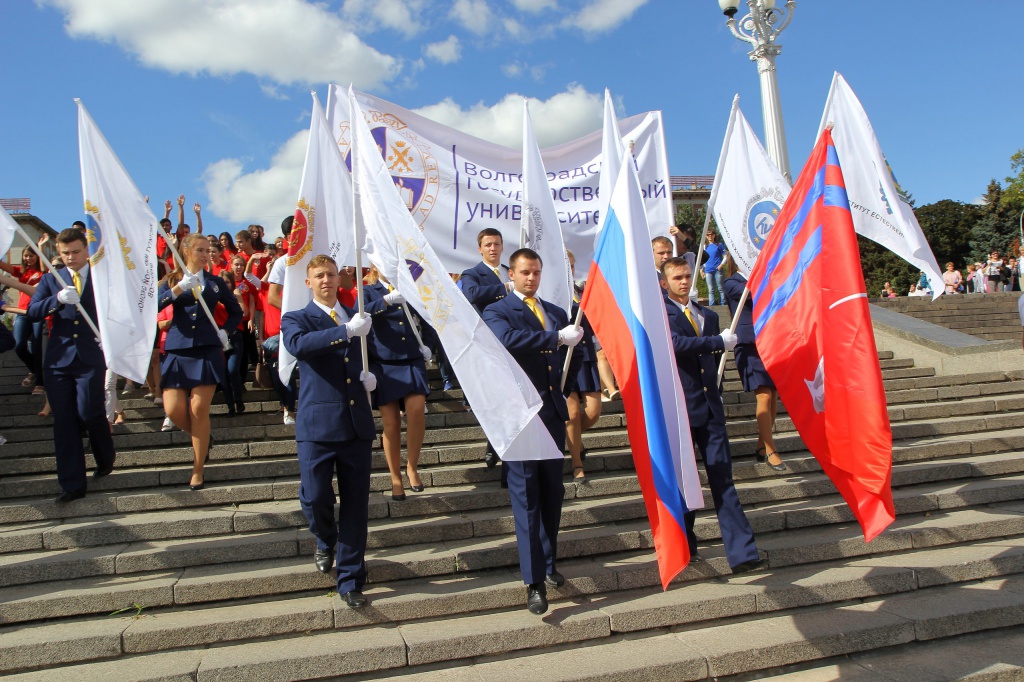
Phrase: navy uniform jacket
[
  {"left": 158, "top": 271, "right": 243, "bottom": 350},
  {"left": 461, "top": 261, "right": 509, "bottom": 314},
  {"left": 363, "top": 281, "right": 422, "bottom": 361},
  {"left": 665, "top": 298, "right": 726, "bottom": 428},
  {"left": 723, "top": 274, "right": 755, "bottom": 346},
  {"left": 570, "top": 298, "right": 597, "bottom": 364},
  {"left": 27, "top": 269, "right": 104, "bottom": 369},
  {"left": 483, "top": 293, "right": 581, "bottom": 424},
  {"left": 281, "top": 300, "right": 376, "bottom": 443}
]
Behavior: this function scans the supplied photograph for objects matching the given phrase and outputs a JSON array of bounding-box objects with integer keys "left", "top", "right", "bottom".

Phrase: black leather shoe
[
  {"left": 484, "top": 448, "right": 498, "bottom": 468},
  {"left": 731, "top": 558, "right": 768, "bottom": 574},
  {"left": 93, "top": 466, "right": 113, "bottom": 479},
  {"left": 545, "top": 571, "right": 565, "bottom": 588},
  {"left": 343, "top": 590, "right": 367, "bottom": 608},
  {"left": 689, "top": 552, "right": 705, "bottom": 565},
  {"left": 55, "top": 490, "right": 85, "bottom": 504},
  {"left": 527, "top": 584, "right": 548, "bottom": 615},
  {"left": 314, "top": 548, "right": 334, "bottom": 574},
  {"left": 409, "top": 484, "right": 425, "bottom": 493}
]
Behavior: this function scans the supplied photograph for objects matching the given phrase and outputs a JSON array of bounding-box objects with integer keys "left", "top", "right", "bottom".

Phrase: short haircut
[
  {"left": 281, "top": 215, "right": 294, "bottom": 237},
  {"left": 476, "top": 228, "right": 503, "bottom": 246},
  {"left": 72, "top": 220, "right": 86, "bottom": 231},
  {"left": 306, "top": 254, "right": 337, "bottom": 273},
  {"left": 946, "top": 262, "right": 954, "bottom": 268},
  {"left": 56, "top": 227, "right": 88, "bottom": 248},
  {"left": 652, "top": 236, "right": 673, "bottom": 249},
  {"left": 509, "top": 247, "right": 542, "bottom": 269},
  {"left": 159, "top": 218, "right": 172, "bottom": 226},
  {"left": 235, "top": 230, "right": 251, "bottom": 243},
  {"left": 661, "top": 256, "right": 692, "bottom": 277}
]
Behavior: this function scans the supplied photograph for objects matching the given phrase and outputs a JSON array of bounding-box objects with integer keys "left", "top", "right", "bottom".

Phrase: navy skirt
[
  {"left": 161, "top": 346, "right": 225, "bottom": 390},
  {"left": 733, "top": 343, "right": 775, "bottom": 392},
  {"left": 371, "top": 359, "right": 430, "bottom": 408},
  {"left": 572, "top": 360, "right": 602, "bottom": 394}
]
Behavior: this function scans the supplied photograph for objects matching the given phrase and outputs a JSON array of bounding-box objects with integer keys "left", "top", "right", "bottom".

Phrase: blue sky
[{"left": 2, "top": 0, "right": 1021, "bottom": 239}]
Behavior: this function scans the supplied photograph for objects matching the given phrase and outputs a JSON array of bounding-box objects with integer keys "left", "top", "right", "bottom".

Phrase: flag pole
[
  {"left": 350, "top": 91, "right": 372, "bottom": 404},
  {"left": 20, "top": 227, "right": 102, "bottom": 344},
  {"left": 559, "top": 304, "right": 584, "bottom": 391},
  {"left": 162, "top": 233, "right": 230, "bottom": 350},
  {"left": 717, "top": 287, "right": 749, "bottom": 384},
  {"left": 689, "top": 209, "right": 713, "bottom": 299}
]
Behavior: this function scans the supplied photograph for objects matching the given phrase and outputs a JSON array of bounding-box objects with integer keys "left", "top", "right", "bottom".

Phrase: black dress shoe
[
  {"left": 314, "top": 548, "right": 335, "bottom": 574},
  {"left": 189, "top": 482, "right": 205, "bottom": 491},
  {"left": 731, "top": 558, "right": 768, "bottom": 574},
  {"left": 55, "top": 490, "right": 85, "bottom": 504},
  {"left": 545, "top": 571, "right": 565, "bottom": 588},
  {"left": 391, "top": 491, "right": 407, "bottom": 501},
  {"left": 236, "top": 402, "right": 246, "bottom": 414},
  {"left": 484, "top": 448, "right": 498, "bottom": 468},
  {"left": 689, "top": 552, "right": 705, "bottom": 564},
  {"left": 343, "top": 590, "right": 368, "bottom": 608},
  {"left": 527, "top": 583, "right": 548, "bottom": 615},
  {"left": 409, "top": 484, "right": 425, "bottom": 493},
  {"left": 93, "top": 466, "right": 113, "bottom": 479}
]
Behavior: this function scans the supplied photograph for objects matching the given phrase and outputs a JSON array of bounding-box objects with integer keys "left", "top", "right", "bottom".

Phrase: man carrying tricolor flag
[
  {"left": 580, "top": 149, "right": 705, "bottom": 589},
  {"left": 747, "top": 127, "right": 895, "bottom": 542}
]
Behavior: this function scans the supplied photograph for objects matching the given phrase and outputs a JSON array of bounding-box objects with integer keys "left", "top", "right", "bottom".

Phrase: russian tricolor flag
[{"left": 580, "top": 158, "right": 704, "bottom": 589}]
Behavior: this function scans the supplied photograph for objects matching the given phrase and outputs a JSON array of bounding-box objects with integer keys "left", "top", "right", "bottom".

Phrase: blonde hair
[{"left": 166, "top": 233, "right": 209, "bottom": 288}]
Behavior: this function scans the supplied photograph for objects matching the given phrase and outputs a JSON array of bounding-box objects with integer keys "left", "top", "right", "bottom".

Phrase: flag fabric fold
[
  {"left": 278, "top": 93, "right": 358, "bottom": 383},
  {"left": 347, "top": 88, "right": 561, "bottom": 462},
  {"left": 0, "top": 205, "right": 21, "bottom": 259},
  {"left": 747, "top": 127, "right": 895, "bottom": 542},
  {"left": 520, "top": 100, "right": 573, "bottom": 315},
  {"left": 708, "top": 96, "right": 791, "bottom": 277},
  {"left": 76, "top": 100, "right": 158, "bottom": 384},
  {"left": 596, "top": 88, "right": 624, "bottom": 235},
  {"left": 818, "top": 72, "right": 943, "bottom": 298},
  {"left": 581, "top": 157, "right": 704, "bottom": 589}
]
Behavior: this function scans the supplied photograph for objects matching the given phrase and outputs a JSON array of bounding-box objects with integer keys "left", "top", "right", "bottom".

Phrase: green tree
[
  {"left": 1002, "top": 147, "right": 1024, "bottom": 217},
  {"left": 970, "top": 179, "right": 1018, "bottom": 261}
]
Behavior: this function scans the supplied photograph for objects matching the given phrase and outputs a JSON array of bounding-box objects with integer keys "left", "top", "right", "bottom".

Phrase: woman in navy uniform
[
  {"left": 363, "top": 265, "right": 432, "bottom": 500},
  {"left": 723, "top": 259, "right": 786, "bottom": 472},
  {"left": 158, "top": 233, "right": 243, "bottom": 490},
  {"left": 564, "top": 250, "right": 601, "bottom": 482}
]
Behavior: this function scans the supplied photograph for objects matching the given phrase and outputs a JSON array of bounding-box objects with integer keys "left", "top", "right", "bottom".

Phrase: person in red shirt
[
  {"left": 244, "top": 250, "right": 295, "bottom": 424},
  {"left": 207, "top": 240, "right": 228, "bottom": 276},
  {"left": 0, "top": 245, "right": 45, "bottom": 392},
  {"left": 338, "top": 266, "right": 358, "bottom": 309},
  {"left": 218, "top": 232, "right": 237, "bottom": 261}
]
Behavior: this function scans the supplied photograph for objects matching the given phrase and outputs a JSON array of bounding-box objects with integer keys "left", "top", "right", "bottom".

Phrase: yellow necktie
[
  {"left": 524, "top": 297, "right": 546, "bottom": 329},
  {"left": 683, "top": 307, "right": 700, "bottom": 336},
  {"left": 329, "top": 310, "right": 340, "bottom": 325},
  {"left": 493, "top": 267, "right": 500, "bottom": 279},
  {"left": 71, "top": 270, "right": 82, "bottom": 295}
]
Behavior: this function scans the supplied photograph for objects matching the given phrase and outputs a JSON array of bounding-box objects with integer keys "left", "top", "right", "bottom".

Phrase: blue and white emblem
[{"left": 746, "top": 199, "right": 781, "bottom": 250}]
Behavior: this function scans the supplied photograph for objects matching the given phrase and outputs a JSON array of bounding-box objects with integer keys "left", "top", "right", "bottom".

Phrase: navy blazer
[
  {"left": 363, "top": 281, "right": 423, "bottom": 362},
  {"left": 26, "top": 269, "right": 104, "bottom": 369},
  {"left": 665, "top": 298, "right": 726, "bottom": 428},
  {"left": 483, "top": 293, "right": 581, "bottom": 423},
  {"left": 723, "top": 274, "right": 755, "bottom": 346},
  {"left": 158, "top": 271, "right": 243, "bottom": 351},
  {"left": 281, "top": 300, "right": 376, "bottom": 443},
  {"left": 461, "top": 261, "right": 509, "bottom": 314}
]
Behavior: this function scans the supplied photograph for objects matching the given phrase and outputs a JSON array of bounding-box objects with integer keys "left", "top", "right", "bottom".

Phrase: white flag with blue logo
[
  {"left": 77, "top": 99, "right": 159, "bottom": 384},
  {"left": 818, "top": 72, "right": 943, "bottom": 298},
  {"left": 708, "top": 95, "right": 791, "bottom": 277}
]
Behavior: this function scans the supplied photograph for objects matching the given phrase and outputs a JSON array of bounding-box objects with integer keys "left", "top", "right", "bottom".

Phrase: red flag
[{"left": 746, "top": 128, "right": 894, "bottom": 541}]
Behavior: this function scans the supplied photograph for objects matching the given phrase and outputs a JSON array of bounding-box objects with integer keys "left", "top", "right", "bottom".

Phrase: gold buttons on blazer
[
  {"left": 347, "top": 378, "right": 351, "bottom": 384},
  {"left": 349, "top": 400, "right": 355, "bottom": 406}
]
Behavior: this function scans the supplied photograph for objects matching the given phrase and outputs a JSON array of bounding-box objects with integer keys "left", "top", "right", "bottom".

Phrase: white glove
[
  {"left": 419, "top": 345, "right": 432, "bottom": 362},
  {"left": 558, "top": 325, "right": 584, "bottom": 347},
  {"left": 178, "top": 271, "right": 202, "bottom": 293},
  {"left": 360, "top": 370, "right": 377, "bottom": 392},
  {"left": 57, "top": 286, "right": 80, "bottom": 306},
  {"left": 384, "top": 290, "right": 405, "bottom": 305},
  {"left": 217, "top": 329, "right": 231, "bottom": 349},
  {"left": 345, "top": 312, "right": 371, "bottom": 338},
  {"left": 720, "top": 329, "right": 738, "bottom": 351}
]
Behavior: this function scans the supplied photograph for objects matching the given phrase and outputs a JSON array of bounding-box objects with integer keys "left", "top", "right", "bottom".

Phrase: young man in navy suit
[
  {"left": 660, "top": 257, "right": 765, "bottom": 574},
  {"left": 460, "top": 227, "right": 513, "bottom": 471},
  {"left": 27, "top": 228, "right": 116, "bottom": 503},
  {"left": 482, "top": 247, "right": 584, "bottom": 615},
  {"left": 280, "top": 255, "right": 377, "bottom": 608}
]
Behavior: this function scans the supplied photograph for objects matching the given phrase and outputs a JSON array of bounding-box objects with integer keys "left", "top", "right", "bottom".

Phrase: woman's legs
[
  {"left": 379, "top": 401, "right": 405, "bottom": 496},
  {"left": 580, "top": 391, "right": 602, "bottom": 431},
  {"left": 187, "top": 385, "right": 217, "bottom": 486},
  {"left": 565, "top": 392, "right": 585, "bottom": 478},
  {"left": 163, "top": 388, "right": 192, "bottom": 434},
  {"left": 403, "top": 393, "right": 426, "bottom": 488},
  {"left": 596, "top": 349, "right": 617, "bottom": 399},
  {"left": 754, "top": 387, "right": 782, "bottom": 466}
]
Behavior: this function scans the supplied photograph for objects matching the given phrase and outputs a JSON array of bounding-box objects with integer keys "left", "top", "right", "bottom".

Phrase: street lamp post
[{"left": 717, "top": 0, "right": 796, "bottom": 180}]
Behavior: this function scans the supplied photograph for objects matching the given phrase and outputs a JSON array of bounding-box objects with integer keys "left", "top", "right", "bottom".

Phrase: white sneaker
[
  {"left": 0, "top": 434, "right": 7, "bottom": 446},
  {"left": 154, "top": 397, "right": 163, "bottom": 406},
  {"left": 283, "top": 410, "right": 296, "bottom": 426},
  {"left": 121, "top": 382, "right": 135, "bottom": 396},
  {"left": 161, "top": 417, "right": 174, "bottom": 432}
]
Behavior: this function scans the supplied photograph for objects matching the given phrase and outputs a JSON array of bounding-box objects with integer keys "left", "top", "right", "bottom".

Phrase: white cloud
[
  {"left": 511, "top": 0, "right": 557, "bottom": 11},
  {"left": 259, "top": 83, "right": 290, "bottom": 101},
  {"left": 424, "top": 35, "right": 461, "bottom": 64},
  {"left": 342, "top": 0, "right": 426, "bottom": 37},
  {"left": 43, "top": 0, "right": 401, "bottom": 89},
  {"left": 563, "top": 0, "right": 649, "bottom": 34},
  {"left": 502, "top": 62, "right": 524, "bottom": 78},
  {"left": 203, "top": 130, "right": 308, "bottom": 224},
  {"left": 450, "top": 0, "right": 493, "bottom": 35}
]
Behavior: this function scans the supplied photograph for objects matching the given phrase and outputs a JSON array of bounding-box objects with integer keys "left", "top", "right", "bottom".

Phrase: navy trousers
[
  {"left": 297, "top": 439, "right": 372, "bottom": 595},
  {"left": 684, "top": 418, "right": 759, "bottom": 567},
  {"left": 45, "top": 358, "right": 116, "bottom": 494},
  {"left": 505, "top": 414, "right": 566, "bottom": 585}
]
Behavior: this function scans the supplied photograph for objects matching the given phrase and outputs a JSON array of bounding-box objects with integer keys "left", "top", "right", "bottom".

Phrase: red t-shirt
[
  {"left": 338, "top": 286, "right": 357, "bottom": 309},
  {"left": 254, "top": 280, "right": 281, "bottom": 338},
  {"left": 12, "top": 266, "right": 43, "bottom": 309},
  {"left": 156, "top": 306, "right": 173, "bottom": 353}
]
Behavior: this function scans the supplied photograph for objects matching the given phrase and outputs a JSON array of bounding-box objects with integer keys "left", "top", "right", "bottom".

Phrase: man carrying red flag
[{"left": 746, "top": 127, "right": 895, "bottom": 541}]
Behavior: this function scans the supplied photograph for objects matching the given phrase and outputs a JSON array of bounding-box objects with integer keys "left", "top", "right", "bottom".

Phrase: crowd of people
[
  {"left": 3, "top": 216, "right": 795, "bottom": 615},
  {"left": 879, "top": 250, "right": 1024, "bottom": 298}
]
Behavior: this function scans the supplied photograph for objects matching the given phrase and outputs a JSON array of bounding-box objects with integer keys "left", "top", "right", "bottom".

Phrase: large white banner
[{"left": 325, "top": 85, "right": 673, "bottom": 275}]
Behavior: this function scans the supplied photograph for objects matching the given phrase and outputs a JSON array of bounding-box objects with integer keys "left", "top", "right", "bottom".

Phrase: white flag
[
  {"left": 278, "top": 93, "right": 358, "bottom": 383},
  {"left": 708, "top": 96, "right": 791, "bottom": 277},
  {"left": 596, "top": 88, "right": 624, "bottom": 236},
  {"left": 818, "top": 72, "right": 943, "bottom": 298},
  {"left": 0, "top": 205, "right": 21, "bottom": 260},
  {"left": 521, "top": 100, "right": 573, "bottom": 315},
  {"left": 76, "top": 100, "right": 158, "bottom": 384},
  {"left": 349, "top": 88, "right": 561, "bottom": 462}
]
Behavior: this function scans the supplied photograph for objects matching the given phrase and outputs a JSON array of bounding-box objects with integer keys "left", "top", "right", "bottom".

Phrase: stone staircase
[
  {"left": 2, "top": 338, "right": 1024, "bottom": 681},
  {"left": 872, "top": 291, "right": 1022, "bottom": 342}
]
